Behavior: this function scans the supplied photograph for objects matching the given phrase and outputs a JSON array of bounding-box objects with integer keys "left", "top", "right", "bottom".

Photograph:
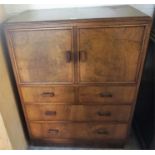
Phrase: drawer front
[
  {"left": 25, "top": 104, "right": 131, "bottom": 122},
  {"left": 21, "top": 86, "right": 75, "bottom": 103},
  {"left": 79, "top": 86, "right": 136, "bottom": 104},
  {"left": 30, "top": 122, "right": 128, "bottom": 140}
]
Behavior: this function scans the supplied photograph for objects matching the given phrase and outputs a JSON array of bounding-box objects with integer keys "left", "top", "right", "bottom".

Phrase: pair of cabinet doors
[{"left": 10, "top": 25, "right": 144, "bottom": 84}]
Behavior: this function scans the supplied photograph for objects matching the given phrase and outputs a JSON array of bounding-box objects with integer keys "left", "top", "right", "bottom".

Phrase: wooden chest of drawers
[{"left": 4, "top": 5, "right": 152, "bottom": 147}]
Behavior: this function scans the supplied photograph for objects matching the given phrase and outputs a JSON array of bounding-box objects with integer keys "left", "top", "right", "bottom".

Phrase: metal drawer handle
[
  {"left": 45, "top": 111, "right": 56, "bottom": 116},
  {"left": 100, "top": 92, "right": 112, "bottom": 97},
  {"left": 97, "top": 111, "right": 111, "bottom": 116},
  {"left": 48, "top": 129, "right": 59, "bottom": 134},
  {"left": 95, "top": 129, "right": 109, "bottom": 135},
  {"left": 66, "top": 51, "right": 72, "bottom": 63},
  {"left": 41, "top": 92, "right": 55, "bottom": 97}
]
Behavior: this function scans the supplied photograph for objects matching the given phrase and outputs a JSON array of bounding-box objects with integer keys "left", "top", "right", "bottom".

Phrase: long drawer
[
  {"left": 79, "top": 86, "right": 136, "bottom": 104},
  {"left": 20, "top": 86, "right": 75, "bottom": 103},
  {"left": 21, "top": 85, "right": 135, "bottom": 104},
  {"left": 25, "top": 104, "right": 131, "bottom": 122},
  {"left": 30, "top": 122, "right": 128, "bottom": 140}
]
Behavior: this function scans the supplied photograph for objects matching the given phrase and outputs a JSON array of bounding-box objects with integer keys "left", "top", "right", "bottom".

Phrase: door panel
[
  {"left": 78, "top": 26, "right": 145, "bottom": 83},
  {"left": 10, "top": 28, "right": 73, "bottom": 83}
]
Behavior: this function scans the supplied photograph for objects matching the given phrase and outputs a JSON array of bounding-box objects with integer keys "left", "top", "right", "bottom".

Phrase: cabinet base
[{"left": 30, "top": 138, "right": 126, "bottom": 149}]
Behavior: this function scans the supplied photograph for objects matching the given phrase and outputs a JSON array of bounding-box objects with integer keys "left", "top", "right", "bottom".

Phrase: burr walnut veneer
[{"left": 4, "top": 5, "right": 152, "bottom": 147}]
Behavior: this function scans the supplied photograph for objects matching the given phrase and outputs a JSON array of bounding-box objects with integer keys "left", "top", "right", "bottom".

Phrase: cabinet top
[{"left": 6, "top": 5, "right": 151, "bottom": 23}]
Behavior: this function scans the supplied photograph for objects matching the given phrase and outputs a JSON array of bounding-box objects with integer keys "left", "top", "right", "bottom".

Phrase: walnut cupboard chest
[{"left": 4, "top": 6, "right": 152, "bottom": 147}]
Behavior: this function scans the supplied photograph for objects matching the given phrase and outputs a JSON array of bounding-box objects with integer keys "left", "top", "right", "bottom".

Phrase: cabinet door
[
  {"left": 78, "top": 26, "right": 145, "bottom": 83},
  {"left": 9, "top": 28, "right": 73, "bottom": 84}
]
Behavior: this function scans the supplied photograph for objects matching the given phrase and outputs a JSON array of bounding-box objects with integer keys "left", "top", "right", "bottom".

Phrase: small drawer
[
  {"left": 20, "top": 86, "right": 75, "bottom": 103},
  {"left": 79, "top": 86, "right": 136, "bottom": 104},
  {"left": 30, "top": 122, "right": 128, "bottom": 140},
  {"left": 25, "top": 104, "right": 131, "bottom": 122}
]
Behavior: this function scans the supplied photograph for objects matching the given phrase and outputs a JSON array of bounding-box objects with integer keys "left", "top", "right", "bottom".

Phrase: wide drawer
[
  {"left": 79, "top": 86, "right": 136, "bottom": 104},
  {"left": 20, "top": 86, "right": 75, "bottom": 103},
  {"left": 25, "top": 104, "right": 131, "bottom": 122},
  {"left": 30, "top": 122, "right": 128, "bottom": 140}
]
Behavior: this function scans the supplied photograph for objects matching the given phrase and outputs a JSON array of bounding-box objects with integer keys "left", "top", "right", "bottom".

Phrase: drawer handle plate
[
  {"left": 41, "top": 92, "right": 55, "bottom": 97},
  {"left": 97, "top": 111, "right": 111, "bottom": 116},
  {"left": 66, "top": 51, "right": 72, "bottom": 63},
  {"left": 100, "top": 92, "right": 112, "bottom": 97},
  {"left": 48, "top": 129, "right": 59, "bottom": 134},
  {"left": 95, "top": 129, "right": 109, "bottom": 135},
  {"left": 45, "top": 111, "right": 56, "bottom": 116}
]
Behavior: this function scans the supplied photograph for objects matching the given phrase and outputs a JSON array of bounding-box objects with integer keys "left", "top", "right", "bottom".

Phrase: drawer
[
  {"left": 79, "top": 86, "right": 136, "bottom": 104},
  {"left": 30, "top": 122, "right": 128, "bottom": 140},
  {"left": 25, "top": 104, "right": 131, "bottom": 122},
  {"left": 20, "top": 86, "right": 75, "bottom": 103}
]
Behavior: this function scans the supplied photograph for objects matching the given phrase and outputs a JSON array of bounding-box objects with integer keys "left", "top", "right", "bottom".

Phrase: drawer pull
[
  {"left": 100, "top": 92, "right": 112, "bottom": 97},
  {"left": 97, "top": 111, "right": 111, "bottom": 116},
  {"left": 48, "top": 129, "right": 59, "bottom": 134},
  {"left": 45, "top": 111, "right": 56, "bottom": 116},
  {"left": 41, "top": 92, "right": 55, "bottom": 97},
  {"left": 66, "top": 51, "right": 72, "bottom": 63},
  {"left": 96, "top": 129, "right": 109, "bottom": 135}
]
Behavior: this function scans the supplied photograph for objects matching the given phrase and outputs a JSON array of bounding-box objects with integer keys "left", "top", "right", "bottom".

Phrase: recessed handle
[
  {"left": 48, "top": 129, "right": 59, "bottom": 134},
  {"left": 97, "top": 111, "right": 111, "bottom": 116},
  {"left": 45, "top": 111, "right": 56, "bottom": 116},
  {"left": 66, "top": 51, "right": 72, "bottom": 63},
  {"left": 100, "top": 92, "right": 112, "bottom": 98},
  {"left": 95, "top": 129, "right": 109, "bottom": 135},
  {"left": 80, "top": 51, "right": 87, "bottom": 62},
  {"left": 41, "top": 92, "right": 55, "bottom": 97}
]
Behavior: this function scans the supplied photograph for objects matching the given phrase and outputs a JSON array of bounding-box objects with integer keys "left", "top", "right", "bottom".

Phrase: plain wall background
[{"left": 0, "top": 4, "right": 27, "bottom": 149}]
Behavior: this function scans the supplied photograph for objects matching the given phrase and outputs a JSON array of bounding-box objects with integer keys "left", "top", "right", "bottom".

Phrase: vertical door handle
[{"left": 66, "top": 51, "right": 72, "bottom": 63}]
